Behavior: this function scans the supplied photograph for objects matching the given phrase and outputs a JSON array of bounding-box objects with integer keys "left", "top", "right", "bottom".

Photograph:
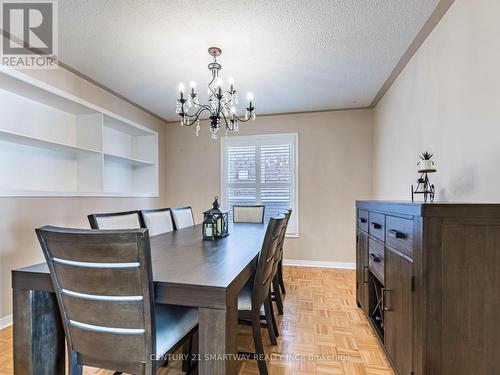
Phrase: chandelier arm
[
  {"left": 232, "top": 113, "right": 253, "bottom": 123},
  {"left": 213, "top": 91, "right": 224, "bottom": 117},
  {"left": 193, "top": 103, "right": 213, "bottom": 112},
  {"left": 183, "top": 102, "right": 212, "bottom": 116},
  {"left": 181, "top": 107, "right": 210, "bottom": 126},
  {"left": 221, "top": 96, "right": 231, "bottom": 108},
  {"left": 221, "top": 112, "right": 231, "bottom": 130}
]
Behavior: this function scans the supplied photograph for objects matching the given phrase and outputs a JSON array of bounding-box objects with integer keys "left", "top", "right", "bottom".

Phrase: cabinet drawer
[
  {"left": 369, "top": 212, "right": 386, "bottom": 242},
  {"left": 358, "top": 209, "right": 369, "bottom": 232},
  {"left": 386, "top": 216, "right": 414, "bottom": 258},
  {"left": 369, "top": 239, "right": 385, "bottom": 284}
]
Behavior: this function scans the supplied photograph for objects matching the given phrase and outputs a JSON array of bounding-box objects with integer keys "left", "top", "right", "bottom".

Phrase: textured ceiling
[{"left": 58, "top": 0, "right": 439, "bottom": 121}]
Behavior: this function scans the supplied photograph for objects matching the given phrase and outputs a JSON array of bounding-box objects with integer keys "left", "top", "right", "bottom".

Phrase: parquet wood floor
[{"left": 0, "top": 267, "right": 394, "bottom": 375}]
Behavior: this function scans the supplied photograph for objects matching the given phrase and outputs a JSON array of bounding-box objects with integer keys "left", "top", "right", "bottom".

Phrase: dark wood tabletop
[
  {"left": 150, "top": 223, "right": 265, "bottom": 287},
  {"left": 12, "top": 222, "right": 267, "bottom": 375}
]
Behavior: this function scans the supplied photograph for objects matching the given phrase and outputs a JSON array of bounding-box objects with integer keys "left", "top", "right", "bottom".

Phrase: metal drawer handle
[
  {"left": 388, "top": 229, "right": 406, "bottom": 239},
  {"left": 371, "top": 222, "right": 382, "bottom": 229},
  {"left": 359, "top": 217, "right": 367, "bottom": 223},
  {"left": 382, "top": 288, "right": 392, "bottom": 311},
  {"left": 369, "top": 253, "right": 381, "bottom": 263}
]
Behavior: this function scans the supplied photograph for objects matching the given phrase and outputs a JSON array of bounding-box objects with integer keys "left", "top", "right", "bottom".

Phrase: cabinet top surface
[{"left": 356, "top": 200, "right": 500, "bottom": 218}]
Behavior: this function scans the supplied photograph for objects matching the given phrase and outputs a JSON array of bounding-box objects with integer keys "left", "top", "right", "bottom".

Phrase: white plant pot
[{"left": 419, "top": 159, "right": 434, "bottom": 171}]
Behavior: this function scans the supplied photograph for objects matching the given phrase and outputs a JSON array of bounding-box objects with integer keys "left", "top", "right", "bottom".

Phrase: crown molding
[
  {"left": 57, "top": 61, "right": 168, "bottom": 123},
  {"left": 163, "top": 106, "right": 371, "bottom": 124}
]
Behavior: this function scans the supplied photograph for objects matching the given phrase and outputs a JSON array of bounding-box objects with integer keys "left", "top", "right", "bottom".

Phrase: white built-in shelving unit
[{"left": 0, "top": 67, "right": 159, "bottom": 197}]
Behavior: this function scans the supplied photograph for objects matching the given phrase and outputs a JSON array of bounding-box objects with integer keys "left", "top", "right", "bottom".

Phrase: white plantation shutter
[{"left": 221, "top": 134, "right": 298, "bottom": 235}]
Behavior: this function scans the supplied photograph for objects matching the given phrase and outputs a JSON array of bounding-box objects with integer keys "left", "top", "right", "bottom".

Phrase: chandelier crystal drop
[{"left": 176, "top": 47, "right": 256, "bottom": 139}]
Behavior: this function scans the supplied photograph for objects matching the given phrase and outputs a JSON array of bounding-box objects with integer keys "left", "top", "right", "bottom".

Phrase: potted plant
[
  {"left": 418, "top": 151, "right": 434, "bottom": 171},
  {"left": 416, "top": 177, "right": 426, "bottom": 192}
]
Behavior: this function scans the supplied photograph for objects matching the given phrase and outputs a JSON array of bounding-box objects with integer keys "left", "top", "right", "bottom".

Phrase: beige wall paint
[
  {"left": 0, "top": 67, "right": 167, "bottom": 319},
  {"left": 164, "top": 109, "right": 373, "bottom": 265},
  {"left": 373, "top": 0, "right": 500, "bottom": 200}
]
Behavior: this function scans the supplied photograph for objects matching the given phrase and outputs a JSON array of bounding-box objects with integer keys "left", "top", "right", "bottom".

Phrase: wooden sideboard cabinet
[{"left": 356, "top": 201, "right": 500, "bottom": 375}]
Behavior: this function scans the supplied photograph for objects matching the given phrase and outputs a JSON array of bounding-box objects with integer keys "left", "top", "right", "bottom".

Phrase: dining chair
[
  {"left": 87, "top": 210, "right": 145, "bottom": 230},
  {"left": 35, "top": 226, "right": 198, "bottom": 375},
  {"left": 271, "top": 209, "right": 292, "bottom": 315},
  {"left": 140, "top": 208, "right": 175, "bottom": 236},
  {"left": 170, "top": 206, "right": 195, "bottom": 229},
  {"left": 233, "top": 205, "right": 265, "bottom": 223},
  {"left": 237, "top": 216, "right": 285, "bottom": 375}
]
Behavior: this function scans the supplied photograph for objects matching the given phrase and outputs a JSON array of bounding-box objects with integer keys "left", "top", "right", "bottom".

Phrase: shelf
[
  {"left": 369, "top": 273, "right": 385, "bottom": 341},
  {"left": 104, "top": 114, "right": 155, "bottom": 136},
  {"left": 0, "top": 67, "right": 159, "bottom": 197},
  {"left": 104, "top": 153, "right": 155, "bottom": 166},
  {"left": 0, "top": 129, "right": 102, "bottom": 155},
  {"left": 0, "top": 68, "right": 98, "bottom": 115}
]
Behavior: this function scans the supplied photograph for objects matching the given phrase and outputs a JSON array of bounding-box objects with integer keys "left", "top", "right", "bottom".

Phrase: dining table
[{"left": 11, "top": 222, "right": 267, "bottom": 375}]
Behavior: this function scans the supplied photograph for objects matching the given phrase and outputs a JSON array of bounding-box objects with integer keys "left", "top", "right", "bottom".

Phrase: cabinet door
[
  {"left": 384, "top": 248, "right": 412, "bottom": 375},
  {"left": 356, "top": 231, "right": 369, "bottom": 312}
]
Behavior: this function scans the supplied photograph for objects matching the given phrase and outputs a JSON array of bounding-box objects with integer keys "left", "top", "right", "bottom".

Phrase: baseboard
[
  {"left": 0, "top": 314, "right": 12, "bottom": 330},
  {"left": 283, "top": 259, "right": 356, "bottom": 270}
]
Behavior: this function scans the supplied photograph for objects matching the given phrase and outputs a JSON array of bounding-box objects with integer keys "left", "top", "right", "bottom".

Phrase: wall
[
  {"left": 373, "top": 0, "right": 500, "bottom": 200},
  {"left": 164, "top": 109, "right": 373, "bottom": 265},
  {"left": 0, "top": 67, "right": 167, "bottom": 320}
]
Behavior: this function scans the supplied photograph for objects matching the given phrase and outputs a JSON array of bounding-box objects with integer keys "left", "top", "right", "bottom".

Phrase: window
[{"left": 221, "top": 133, "right": 298, "bottom": 236}]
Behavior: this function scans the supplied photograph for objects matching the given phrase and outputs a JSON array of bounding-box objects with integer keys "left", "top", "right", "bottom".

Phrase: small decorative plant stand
[{"left": 412, "top": 152, "right": 436, "bottom": 202}]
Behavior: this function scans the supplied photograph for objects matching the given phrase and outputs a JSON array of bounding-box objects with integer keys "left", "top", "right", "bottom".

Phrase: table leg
[
  {"left": 198, "top": 298, "right": 238, "bottom": 375},
  {"left": 13, "top": 289, "right": 65, "bottom": 375}
]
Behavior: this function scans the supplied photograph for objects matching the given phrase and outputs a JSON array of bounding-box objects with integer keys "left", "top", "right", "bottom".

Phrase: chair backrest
[
  {"left": 88, "top": 210, "right": 144, "bottom": 230},
  {"left": 170, "top": 206, "right": 195, "bottom": 229},
  {"left": 277, "top": 209, "right": 292, "bottom": 254},
  {"left": 140, "top": 208, "right": 174, "bottom": 236},
  {"left": 233, "top": 205, "right": 265, "bottom": 223},
  {"left": 272, "top": 209, "right": 292, "bottom": 277},
  {"left": 36, "top": 226, "right": 155, "bottom": 365},
  {"left": 252, "top": 216, "right": 285, "bottom": 309}
]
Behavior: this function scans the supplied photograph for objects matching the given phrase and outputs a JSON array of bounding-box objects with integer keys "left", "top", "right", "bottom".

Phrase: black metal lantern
[{"left": 202, "top": 196, "right": 229, "bottom": 240}]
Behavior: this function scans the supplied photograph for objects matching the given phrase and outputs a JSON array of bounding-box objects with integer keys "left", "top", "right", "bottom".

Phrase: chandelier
[{"left": 176, "top": 47, "right": 256, "bottom": 139}]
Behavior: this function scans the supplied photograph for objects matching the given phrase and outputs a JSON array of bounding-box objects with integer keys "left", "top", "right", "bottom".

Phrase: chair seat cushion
[
  {"left": 237, "top": 281, "right": 264, "bottom": 314},
  {"left": 155, "top": 304, "right": 198, "bottom": 357}
]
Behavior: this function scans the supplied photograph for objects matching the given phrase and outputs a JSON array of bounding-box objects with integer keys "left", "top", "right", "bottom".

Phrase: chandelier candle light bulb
[
  {"left": 175, "top": 47, "right": 256, "bottom": 138},
  {"left": 247, "top": 92, "right": 253, "bottom": 107}
]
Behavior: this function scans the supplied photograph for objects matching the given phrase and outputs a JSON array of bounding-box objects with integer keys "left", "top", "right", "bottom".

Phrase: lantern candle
[{"left": 202, "top": 196, "right": 229, "bottom": 240}]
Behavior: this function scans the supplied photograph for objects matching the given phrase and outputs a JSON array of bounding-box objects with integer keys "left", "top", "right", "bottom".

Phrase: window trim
[{"left": 220, "top": 133, "right": 299, "bottom": 237}]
